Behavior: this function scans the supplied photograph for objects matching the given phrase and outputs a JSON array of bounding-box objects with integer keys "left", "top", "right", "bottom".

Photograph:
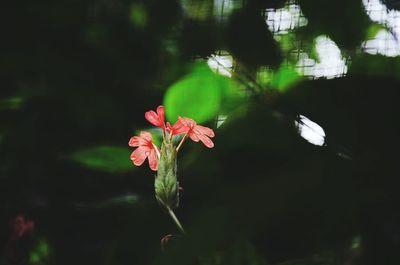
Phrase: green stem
[{"left": 167, "top": 207, "right": 185, "bottom": 234}]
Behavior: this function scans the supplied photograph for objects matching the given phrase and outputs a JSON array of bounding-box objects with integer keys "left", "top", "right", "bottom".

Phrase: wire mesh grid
[
  {"left": 212, "top": 0, "right": 399, "bottom": 85},
  {"left": 362, "top": 0, "right": 400, "bottom": 57}
]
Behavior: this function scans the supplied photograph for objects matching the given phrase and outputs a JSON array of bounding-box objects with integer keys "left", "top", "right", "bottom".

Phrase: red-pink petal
[
  {"left": 194, "top": 125, "right": 215, "bottom": 137},
  {"left": 148, "top": 148, "right": 158, "bottom": 171},
  {"left": 171, "top": 118, "right": 189, "bottom": 135},
  {"left": 197, "top": 134, "right": 214, "bottom": 148},
  {"left": 145, "top": 106, "right": 165, "bottom": 128},
  {"left": 145, "top": 110, "right": 161, "bottom": 127},
  {"left": 139, "top": 131, "right": 152, "bottom": 142},
  {"left": 189, "top": 132, "right": 200, "bottom": 142},
  {"left": 129, "top": 136, "right": 144, "bottom": 147},
  {"left": 156, "top": 105, "right": 165, "bottom": 125},
  {"left": 130, "top": 146, "right": 150, "bottom": 166},
  {"left": 128, "top": 131, "right": 152, "bottom": 147},
  {"left": 179, "top": 117, "right": 196, "bottom": 128}
]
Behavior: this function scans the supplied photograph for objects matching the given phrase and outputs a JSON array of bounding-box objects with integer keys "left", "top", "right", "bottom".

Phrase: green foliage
[
  {"left": 270, "top": 65, "right": 303, "bottom": 91},
  {"left": 3, "top": 0, "right": 400, "bottom": 264},
  {"left": 75, "top": 193, "right": 139, "bottom": 210},
  {"left": 181, "top": 0, "right": 214, "bottom": 21},
  {"left": 297, "top": 0, "right": 371, "bottom": 49},
  {"left": 130, "top": 3, "right": 148, "bottom": 29},
  {"left": 276, "top": 34, "right": 297, "bottom": 53},
  {"left": 30, "top": 238, "right": 50, "bottom": 265},
  {"left": 256, "top": 68, "right": 273, "bottom": 87},
  {"left": 366, "top": 24, "right": 387, "bottom": 39},
  {"left": 164, "top": 62, "right": 239, "bottom": 123},
  {"left": 0, "top": 97, "right": 24, "bottom": 110},
  {"left": 226, "top": 7, "right": 282, "bottom": 68},
  {"left": 69, "top": 145, "right": 134, "bottom": 173}
]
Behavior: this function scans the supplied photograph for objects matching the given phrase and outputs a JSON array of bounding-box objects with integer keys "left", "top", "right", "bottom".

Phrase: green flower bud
[{"left": 154, "top": 142, "right": 179, "bottom": 210}]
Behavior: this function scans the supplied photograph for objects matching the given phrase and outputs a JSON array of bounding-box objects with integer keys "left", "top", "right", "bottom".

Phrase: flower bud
[{"left": 154, "top": 142, "right": 179, "bottom": 210}]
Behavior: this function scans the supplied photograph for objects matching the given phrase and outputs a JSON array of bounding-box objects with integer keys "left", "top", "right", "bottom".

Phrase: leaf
[
  {"left": 0, "top": 97, "right": 24, "bottom": 110},
  {"left": 226, "top": 7, "right": 282, "bottom": 68},
  {"left": 130, "top": 3, "right": 148, "bottom": 29},
  {"left": 270, "top": 65, "right": 303, "bottom": 91},
  {"left": 75, "top": 193, "right": 139, "bottom": 210},
  {"left": 29, "top": 237, "right": 50, "bottom": 265},
  {"left": 297, "top": 0, "right": 371, "bottom": 49},
  {"left": 164, "top": 62, "right": 236, "bottom": 123},
  {"left": 69, "top": 145, "right": 134, "bottom": 173}
]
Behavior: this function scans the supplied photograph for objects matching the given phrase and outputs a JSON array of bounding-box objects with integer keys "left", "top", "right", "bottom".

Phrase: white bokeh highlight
[
  {"left": 265, "top": 4, "right": 308, "bottom": 34},
  {"left": 207, "top": 53, "right": 233, "bottom": 77},
  {"left": 363, "top": 29, "right": 400, "bottom": 56},
  {"left": 297, "top": 36, "right": 348, "bottom": 79},
  {"left": 362, "top": 0, "right": 400, "bottom": 56},
  {"left": 295, "top": 115, "right": 326, "bottom": 146}
]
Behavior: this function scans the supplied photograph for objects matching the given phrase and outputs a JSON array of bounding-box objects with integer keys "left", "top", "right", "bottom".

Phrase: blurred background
[{"left": 1, "top": 0, "right": 400, "bottom": 264}]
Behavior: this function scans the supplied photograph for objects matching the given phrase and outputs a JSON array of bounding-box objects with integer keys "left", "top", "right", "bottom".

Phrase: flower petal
[
  {"left": 197, "top": 134, "right": 214, "bottom": 148},
  {"left": 179, "top": 117, "right": 196, "bottom": 128},
  {"left": 139, "top": 131, "right": 152, "bottom": 142},
  {"left": 194, "top": 125, "right": 215, "bottom": 137},
  {"left": 130, "top": 146, "right": 150, "bottom": 166},
  {"left": 128, "top": 131, "right": 152, "bottom": 147},
  {"left": 189, "top": 132, "right": 200, "bottom": 142},
  {"left": 147, "top": 148, "right": 158, "bottom": 171},
  {"left": 128, "top": 136, "right": 143, "bottom": 147},
  {"left": 156, "top": 105, "right": 165, "bottom": 126},
  {"left": 145, "top": 110, "right": 162, "bottom": 127},
  {"left": 171, "top": 118, "right": 189, "bottom": 135},
  {"left": 145, "top": 106, "right": 165, "bottom": 128}
]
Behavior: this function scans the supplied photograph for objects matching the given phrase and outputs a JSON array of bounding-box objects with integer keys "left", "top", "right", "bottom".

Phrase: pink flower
[
  {"left": 172, "top": 117, "right": 215, "bottom": 148},
  {"left": 129, "top": 131, "right": 159, "bottom": 171},
  {"left": 145, "top": 105, "right": 165, "bottom": 129},
  {"left": 12, "top": 215, "right": 34, "bottom": 240}
]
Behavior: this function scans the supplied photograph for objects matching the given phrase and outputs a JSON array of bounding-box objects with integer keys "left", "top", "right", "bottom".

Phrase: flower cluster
[
  {"left": 11, "top": 215, "right": 34, "bottom": 240},
  {"left": 128, "top": 105, "right": 215, "bottom": 171}
]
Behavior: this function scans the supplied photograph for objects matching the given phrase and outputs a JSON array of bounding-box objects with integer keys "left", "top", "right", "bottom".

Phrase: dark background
[{"left": 1, "top": 0, "right": 400, "bottom": 264}]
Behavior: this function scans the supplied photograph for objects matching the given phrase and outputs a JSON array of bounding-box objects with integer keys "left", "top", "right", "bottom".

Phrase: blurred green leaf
[
  {"left": 30, "top": 237, "right": 50, "bottom": 265},
  {"left": 270, "top": 65, "right": 303, "bottom": 91},
  {"left": 226, "top": 7, "right": 282, "bottom": 68},
  {"left": 366, "top": 24, "right": 387, "bottom": 39},
  {"left": 75, "top": 193, "right": 139, "bottom": 210},
  {"left": 130, "top": 3, "right": 148, "bottom": 29},
  {"left": 69, "top": 145, "right": 134, "bottom": 173},
  {"left": 181, "top": 0, "right": 214, "bottom": 21},
  {"left": 30, "top": 253, "right": 40, "bottom": 264},
  {"left": 256, "top": 68, "right": 273, "bottom": 87},
  {"left": 298, "top": 0, "right": 371, "bottom": 49},
  {"left": 0, "top": 97, "right": 24, "bottom": 110},
  {"left": 164, "top": 62, "right": 237, "bottom": 123},
  {"left": 276, "top": 34, "right": 296, "bottom": 53},
  {"left": 37, "top": 239, "right": 49, "bottom": 257}
]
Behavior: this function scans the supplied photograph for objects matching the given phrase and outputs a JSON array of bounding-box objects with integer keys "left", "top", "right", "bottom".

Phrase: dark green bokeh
[{"left": 1, "top": 1, "right": 400, "bottom": 265}]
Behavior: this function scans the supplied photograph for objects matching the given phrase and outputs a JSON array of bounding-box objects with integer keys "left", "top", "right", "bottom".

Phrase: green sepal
[{"left": 154, "top": 142, "right": 180, "bottom": 210}]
